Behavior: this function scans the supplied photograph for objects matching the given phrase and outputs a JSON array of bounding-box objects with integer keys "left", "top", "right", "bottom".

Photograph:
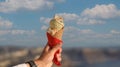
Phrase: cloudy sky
[{"left": 0, "top": 0, "right": 120, "bottom": 47}]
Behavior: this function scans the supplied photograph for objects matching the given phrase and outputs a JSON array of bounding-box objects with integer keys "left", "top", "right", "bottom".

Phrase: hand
[{"left": 34, "top": 43, "right": 62, "bottom": 67}]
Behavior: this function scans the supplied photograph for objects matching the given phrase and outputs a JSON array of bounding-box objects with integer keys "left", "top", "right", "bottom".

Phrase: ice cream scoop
[
  {"left": 47, "top": 15, "right": 64, "bottom": 36},
  {"left": 50, "top": 15, "right": 64, "bottom": 30}
]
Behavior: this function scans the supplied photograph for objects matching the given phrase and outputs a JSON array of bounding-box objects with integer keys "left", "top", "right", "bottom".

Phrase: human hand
[{"left": 34, "top": 43, "right": 62, "bottom": 67}]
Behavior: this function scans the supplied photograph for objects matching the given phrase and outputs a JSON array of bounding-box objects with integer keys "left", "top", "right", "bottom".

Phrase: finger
[
  {"left": 59, "top": 48, "right": 62, "bottom": 53},
  {"left": 50, "top": 44, "right": 62, "bottom": 54},
  {"left": 56, "top": 54, "right": 62, "bottom": 62},
  {"left": 44, "top": 43, "right": 50, "bottom": 52},
  {"left": 57, "top": 53, "right": 61, "bottom": 58}
]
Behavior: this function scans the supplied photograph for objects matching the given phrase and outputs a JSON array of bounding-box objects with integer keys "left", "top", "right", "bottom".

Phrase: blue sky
[{"left": 0, "top": 0, "right": 120, "bottom": 47}]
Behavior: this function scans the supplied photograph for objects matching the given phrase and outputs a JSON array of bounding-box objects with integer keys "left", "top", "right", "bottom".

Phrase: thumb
[{"left": 50, "top": 44, "right": 62, "bottom": 54}]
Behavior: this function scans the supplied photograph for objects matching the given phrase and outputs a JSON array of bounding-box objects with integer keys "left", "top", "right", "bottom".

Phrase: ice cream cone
[
  {"left": 53, "top": 27, "right": 64, "bottom": 40},
  {"left": 46, "top": 15, "right": 64, "bottom": 66}
]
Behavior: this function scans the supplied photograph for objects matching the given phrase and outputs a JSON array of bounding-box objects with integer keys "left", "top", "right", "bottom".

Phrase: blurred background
[{"left": 0, "top": 0, "right": 120, "bottom": 67}]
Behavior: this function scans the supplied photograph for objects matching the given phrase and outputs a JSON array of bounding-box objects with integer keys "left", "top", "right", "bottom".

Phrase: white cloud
[
  {"left": 77, "top": 17, "right": 105, "bottom": 25},
  {"left": 64, "top": 26, "right": 120, "bottom": 40},
  {"left": 57, "top": 13, "right": 79, "bottom": 22},
  {"left": 41, "top": 25, "right": 48, "bottom": 30},
  {"left": 0, "top": 29, "right": 36, "bottom": 35},
  {"left": 57, "top": 0, "right": 66, "bottom": 3},
  {"left": 0, "top": 30, "right": 10, "bottom": 35},
  {"left": 79, "top": 29, "right": 94, "bottom": 34},
  {"left": 64, "top": 26, "right": 93, "bottom": 36},
  {"left": 64, "top": 26, "right": 120, "bottom": 46},
  {"left": 51, "top": 0, "right": 66, "bottom": 3},
  {"left": 110, "top": 30, "right": 120, "bottom": 34},
  {"left": 40, "top": 17, "right": 51, "bottom": 24},
  {"left": 64, "top": 26, "right": 95, "bottom": 38},
  {"left": 0, "top": 0, "right": 54, "bottom": 13},
  {"left": 82, "top": 4, "right": 120, "bottom": 19},
  {"left": 65, "top": 26, "right": 80, "bottom": 32},
  {"left": 11, "top": 30, "right": 36, "bottom": 35},
  {"left": 0, "top": 16, "right": 35, "bottom": 35},
  {"left": 0, "top": 16, "right": 13, "bottom": 28},
  {"left": 93, "top": 33, "right": 112, "bottom": 38}
]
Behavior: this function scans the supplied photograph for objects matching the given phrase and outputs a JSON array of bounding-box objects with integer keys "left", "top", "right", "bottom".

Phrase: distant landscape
[{"left": 0, "top": 46, "right": 120, "bottom": 67}]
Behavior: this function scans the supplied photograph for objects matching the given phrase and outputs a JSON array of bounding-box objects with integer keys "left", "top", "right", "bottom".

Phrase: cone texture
[{"left": 53, "top": 27, "right": 64, "bottom": 40}]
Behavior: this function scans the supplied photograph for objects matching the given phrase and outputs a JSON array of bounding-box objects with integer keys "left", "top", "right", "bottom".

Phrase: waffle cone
[{"left": 53, "top": 27, "right": 64, "bottom": 40}]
